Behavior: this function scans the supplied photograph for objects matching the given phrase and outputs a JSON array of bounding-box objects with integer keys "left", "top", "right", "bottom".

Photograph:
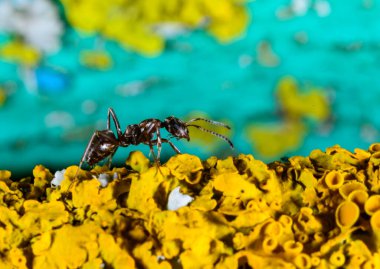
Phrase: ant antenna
[
  {"left": 186, "top": 118, "right": 231, "bottom": 129},
  {"left": 186, "top": 124, "right": 234, "bottom": 148}
]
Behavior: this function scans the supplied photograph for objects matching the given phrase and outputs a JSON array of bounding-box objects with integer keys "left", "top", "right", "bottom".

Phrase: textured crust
[{"left": 1, "top": 145, "right": 380, "bottom": 268}]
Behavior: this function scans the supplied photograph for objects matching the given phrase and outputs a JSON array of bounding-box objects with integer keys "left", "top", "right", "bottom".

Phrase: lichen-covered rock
[{"left": 1, "top": 146, "right": 380, "bottom": 268}]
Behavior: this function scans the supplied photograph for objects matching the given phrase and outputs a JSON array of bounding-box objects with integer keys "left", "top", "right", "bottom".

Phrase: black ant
[
  {"left": 62, "top": 108, "right": 233, "bottom": 198},
  {"left": 77, "top": 107, "right": 233, "bottom": 171}
]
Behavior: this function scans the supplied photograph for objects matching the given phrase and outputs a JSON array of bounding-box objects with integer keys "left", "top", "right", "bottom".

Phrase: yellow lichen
[
  {"left": 324, "top": 170, "right": 345, "bottom": 190},
  {"left": 335, "top": 201, "right": 360, "bottom": 231},
  {"left": 370, "top": 210, "right": 380, "bottom": 249},
  {"left": 0, "top": 170, "right": 12, "bottom": 182},
  {"left": 126, "top": 151, "right": 151, "bottom": 173},
  {"left": 32, "top": 224, "right": 99, "bottom": 268},
  {"left": 365, "top": 195, "right": 380, "bottom": 216},
  {"left": 1, "top": 145, "right": 380, "bottom": 268},
  {"left": 165, "top": 153, "right": 203, "bottom": 184}
]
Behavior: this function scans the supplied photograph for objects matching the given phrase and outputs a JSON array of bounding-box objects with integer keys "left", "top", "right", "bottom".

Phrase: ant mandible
[{"left": 77, "top": 107, "right": 234, "bottom": 171}]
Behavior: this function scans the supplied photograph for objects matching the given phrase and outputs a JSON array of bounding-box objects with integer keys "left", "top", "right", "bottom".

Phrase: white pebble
[
  {"left": 51, "top": 169, "right": 66, "bottom": 188},
  {"left": 96, "top": 173, "right": 111, "bottom": 187},
  {"left": 167, "top": 187, "right": 194, "bottom": 211}
]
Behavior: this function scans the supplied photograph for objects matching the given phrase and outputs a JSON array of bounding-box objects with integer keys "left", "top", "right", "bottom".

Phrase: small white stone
[
  {"left": 157, "top": 255, "right": 165, "bottom": 261},
  {"left": 167, "top": 187, "right": 194, "bottom": 211},
  {"left": 95, "top": 173, "right": 111, "bottom": 188},
  {"left": 51, "top": 169, "right": 66, "bottom": 188}
]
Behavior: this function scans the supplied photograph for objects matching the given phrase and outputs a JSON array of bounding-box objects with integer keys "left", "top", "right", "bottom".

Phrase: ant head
[{"left": 164, "top": 116, "right": 190, "bottom": 141}]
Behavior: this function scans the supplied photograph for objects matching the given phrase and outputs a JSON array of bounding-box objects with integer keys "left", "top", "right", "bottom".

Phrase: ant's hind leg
[
  {"left": 148, "top": 142, "right": 163, "bottom": 175},
  {"left": 74, "top": 132, "right": 97, "bottom": 176},
  {"left": 107, "top": 108, "right": 123, "bottom": 138},
  {"left": 105, "top": 151, "right": 116, "bottom": 169},
  {"left": 66, "top": 131, "right": 97, "bottom": 199},
  {"left": 148, "top": 142, "right": 158, "bottom": 165},
  {"left": 156, "top": 128, "right": 162, "bottom": 161}
]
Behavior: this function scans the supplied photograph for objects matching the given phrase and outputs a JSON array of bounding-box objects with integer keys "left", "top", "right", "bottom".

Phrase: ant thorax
[{"left": 123, "top": 124, "right": 140, "bottom": 145}]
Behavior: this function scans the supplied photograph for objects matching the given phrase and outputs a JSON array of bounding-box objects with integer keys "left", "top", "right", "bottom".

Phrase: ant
[
  {"left": 63, "top": 108, "right": 233, "bottom": 198},
  {"left": 77, "top": 107, "right": 233, "bottom": 171}
]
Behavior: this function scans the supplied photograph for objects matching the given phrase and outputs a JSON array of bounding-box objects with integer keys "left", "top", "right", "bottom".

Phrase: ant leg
[
  {"left": 68, "top": 131, "right": 98, "bottom": 196},
  {"left": 76, "top": 131, "right": 98, "bottom": 173},
  {"left": 156, "top": 127, "right": 162, "bottom": 163},
  {"left": 166, "top": 140, "right": 181, "bottom": 154},
  {"left": 148, "top": 141, "right": 163, "bottom": 175},
  {"left": 152, "top": 138, "right": 181, "bottom": 154},
  {"left": 107, "top": 108, "right": 123, "bottom": 138},
  {"left": 148, "top": 142, "right": 158, "bottom": 164},
  {"left": 105, "top": 150, "right": 116, "bottom": 169}
]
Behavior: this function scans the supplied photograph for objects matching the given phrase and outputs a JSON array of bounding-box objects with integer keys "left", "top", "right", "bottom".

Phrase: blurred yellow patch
[
  {"left": 277, "top": 76, "right": 331, "bottom": 121},
  {"left": 80, "top": 50, "right": 113, "bottom": 70},
  {"left": 0, "top": 88, "right": 7, "bottom": 107},
  {"left": 0, "top": 41, "right": 41, "bottom": 66},
  {"left": 247, "top": 120, "right": 306, "bottom": 158},
  {"left": 0, "top": 170, "right": 11, "bottom": 182},
  {"left": 246, "top": 76, "right": 331, "bottom": 159},
  {"left": 61, "top": 0, "right": 249, "bottom": 56}
]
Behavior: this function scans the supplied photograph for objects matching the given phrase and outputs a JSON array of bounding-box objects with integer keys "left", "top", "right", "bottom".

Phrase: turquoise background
[{"left": 0, "top": 0, "right": 380, "bottom": 177}]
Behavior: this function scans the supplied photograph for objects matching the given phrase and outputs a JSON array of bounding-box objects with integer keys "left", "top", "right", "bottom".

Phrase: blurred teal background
[{"left": 0, "top": 0, "right": 379, "bottom": 177}]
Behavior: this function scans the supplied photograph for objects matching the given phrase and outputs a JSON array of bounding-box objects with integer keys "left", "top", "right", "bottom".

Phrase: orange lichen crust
[{"left": 2, "top": 145, "right": 380, "bottom": 268}]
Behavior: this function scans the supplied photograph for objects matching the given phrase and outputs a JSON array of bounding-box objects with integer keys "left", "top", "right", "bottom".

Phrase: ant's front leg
[{"left": 151, "top": 138, "right": 182, "bottom": 155}]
